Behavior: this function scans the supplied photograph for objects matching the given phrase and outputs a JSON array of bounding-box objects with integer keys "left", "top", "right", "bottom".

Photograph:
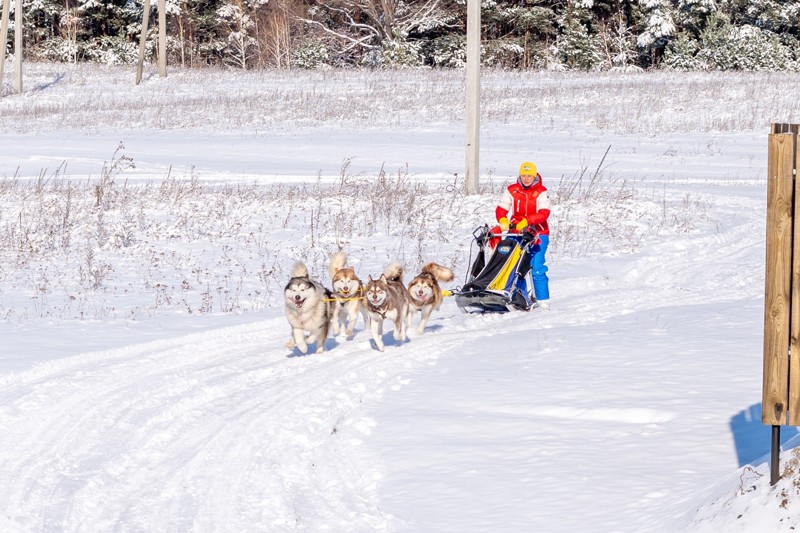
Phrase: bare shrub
[{"left": 0, "top": 151, "right": 704, "bottom": 324}]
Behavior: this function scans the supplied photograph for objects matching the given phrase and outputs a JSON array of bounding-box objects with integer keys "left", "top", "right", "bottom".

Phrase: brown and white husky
[
  {"left": 328, "top": 251, "right": 368, "bottom": 338},
  {"left": 407, "top": 262, "right": 454, "bottom": 335},
  {"left": 284, "top": 261, "right": 335, "bottom": 354},
  {"left": 363, "top": 262, "right": 413, "bottom": 351}
]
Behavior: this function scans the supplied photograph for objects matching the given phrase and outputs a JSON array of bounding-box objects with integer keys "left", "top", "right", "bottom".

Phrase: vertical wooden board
[
  {"left": 763, "top": 133, "right": 794, "bottom": 425},
  {"left": 789, "top": 132, "right": 800, "bottom": 424}
]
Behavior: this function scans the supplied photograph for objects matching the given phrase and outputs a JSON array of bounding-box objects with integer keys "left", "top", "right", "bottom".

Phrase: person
[{"left": 492, "top": 161, "right": 551, "bottom": 310}]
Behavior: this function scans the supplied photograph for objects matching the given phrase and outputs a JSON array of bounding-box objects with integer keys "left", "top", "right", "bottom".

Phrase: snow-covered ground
[{"left": 1, "top": 63, "right": 800, "bottom": 531}]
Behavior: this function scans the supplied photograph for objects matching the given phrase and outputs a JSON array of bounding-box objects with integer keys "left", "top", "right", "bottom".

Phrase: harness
[
  {"left": 324, "top": 286, "right": 364, "bottom": 303},
  {"left": 366, "top": 300, "right": 391, "bottom": 320}
]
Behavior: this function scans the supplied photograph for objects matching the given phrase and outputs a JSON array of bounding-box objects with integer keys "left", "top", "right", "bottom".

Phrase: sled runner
[{"left": 453, "top": 225, "right": 538, "bottom": 314}]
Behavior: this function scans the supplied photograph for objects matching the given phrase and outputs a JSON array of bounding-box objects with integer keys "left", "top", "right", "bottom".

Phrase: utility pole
[
  {"left": 158, "top": 0, "right": 166, "bottom": 78},
  {"left": 135, "top": 0, "right": 167, "bottom": 85},
  {"left": 465, "top": 0, "right": 480, "bottom": 194},
  {"left": 135, "top": 0, "right": 151, "bottom": 85},
  {"left": 0, "top": 0, "right": 9, "bottom": 91},
  {"left": 13, "top": 0, "right": 21, "bottom": 92}
]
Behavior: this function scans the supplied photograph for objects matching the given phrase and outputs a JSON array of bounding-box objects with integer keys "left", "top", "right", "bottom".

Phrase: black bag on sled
[{"left": 453, "top": 225, "right": 536, "bottom": 313}]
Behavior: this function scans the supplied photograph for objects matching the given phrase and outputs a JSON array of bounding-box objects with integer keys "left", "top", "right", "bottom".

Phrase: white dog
[{"left": 284, "top": 262, "right": 334, "bottom": 354}]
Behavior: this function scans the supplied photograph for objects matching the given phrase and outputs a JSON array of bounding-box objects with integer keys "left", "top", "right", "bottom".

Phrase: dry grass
[
  {"left": 2, "top": 64, "right": 798, "bottom": 134},
  {"left": 0, "top": 143, "right": 706, "bottom": 323}
]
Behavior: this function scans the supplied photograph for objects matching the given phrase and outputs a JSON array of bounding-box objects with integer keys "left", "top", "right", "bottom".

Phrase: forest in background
[{"left": 1, "top": 0, "right": 799, "bottom": 71}]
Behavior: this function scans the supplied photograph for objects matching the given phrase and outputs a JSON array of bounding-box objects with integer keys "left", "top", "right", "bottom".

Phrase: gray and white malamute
[
  {"left": 284, "top": 262, "right": 335, "bottom": 354},
  {"left": 328, "top": 251, "right": 369, "bottom": 338},
  {"left": 407, "top": 262, "right": 454, "bottom": 335},
  {"left": 363, "top": 262, "right": 413, "bottom": 352}
]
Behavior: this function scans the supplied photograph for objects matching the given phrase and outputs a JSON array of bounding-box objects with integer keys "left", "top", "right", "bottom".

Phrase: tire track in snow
[{"left": 0, "top": 317, "right": 465, "bottom": 532}]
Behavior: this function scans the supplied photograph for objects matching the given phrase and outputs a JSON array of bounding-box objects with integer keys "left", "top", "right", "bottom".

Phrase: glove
[
  {"left": 515, "top": 218, "right": 528, "bottom": 231},
  {"left": 521, "top": 226, "right": 537, "bottom": 244},
  {"left": 498, "top": 217, "right": 509, "bottom": 232}
]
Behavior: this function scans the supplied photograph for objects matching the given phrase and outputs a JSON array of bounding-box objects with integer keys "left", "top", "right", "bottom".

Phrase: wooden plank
[
  {"left": 763, "top": 133, "right": 795, "bottom": 425},
  {"left": 789, "top": 132, "right": 800, "bottom": 424}
]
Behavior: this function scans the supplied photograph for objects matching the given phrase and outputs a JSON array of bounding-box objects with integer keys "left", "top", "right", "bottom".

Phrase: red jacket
[{"left": 495, "top": 176, "right": 551, "bottom": 236}]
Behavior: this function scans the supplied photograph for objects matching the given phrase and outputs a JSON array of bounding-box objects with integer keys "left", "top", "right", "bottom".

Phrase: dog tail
[
  {"left": 329, "top": 251, "right": 347, "bottom": 278},
  {"left": 421, "top": 262, "right": 455, "bottom": 282},
  {"left": 384, "top": 261, "right": 404, "bottom": 282},
  {"left": 290, "top": 261, "right": 309, "bottom": 278}
]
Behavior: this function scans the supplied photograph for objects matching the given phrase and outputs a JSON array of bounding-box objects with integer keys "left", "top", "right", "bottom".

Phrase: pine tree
[
  {"left": 555, "top": 1, "right": 601, "bottom": 70},
  {"left": 636, "top": 0, "right": 677, "bottom": 67}
]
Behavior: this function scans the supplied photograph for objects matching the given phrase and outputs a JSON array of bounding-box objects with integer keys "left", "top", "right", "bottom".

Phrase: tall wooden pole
[
  {"left": 0, "top": 0, "right": 10, "bottom": 92},
  {"left": 135, "top": 0, "right": 150, "bottom": 85},
  {"left": 13, "top": 0, "right": 20, "bottom": 92},
  {"left": 763, "top": 123, "right": 800, "bottom": 485},
  {"left": 465, "top": 0, "right": 480, "bottom": 194},
  {"left": 158, "top": 0, "right": 166, "bottom": 78}
]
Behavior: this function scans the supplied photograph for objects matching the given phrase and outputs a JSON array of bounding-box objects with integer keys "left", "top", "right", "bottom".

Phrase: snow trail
[{"left": 0, "top": 309, "right": 483, "bottom": 531}]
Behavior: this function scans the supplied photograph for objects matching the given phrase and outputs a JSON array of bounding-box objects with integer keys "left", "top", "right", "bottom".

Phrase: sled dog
[
  {"left": 328, "top": 251, "right": 369, "bottom": 338},
  {"left": 407, "top": 262, "right": 455, "bottom": 335},
  {"left": 284, "top": 262, "right": 334, "bottom": 354},
  {"left": 363, "top": 262, "right": 413, "bottom": 351}
]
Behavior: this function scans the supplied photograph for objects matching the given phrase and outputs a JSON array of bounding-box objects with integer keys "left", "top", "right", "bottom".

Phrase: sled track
[{"left": 0, "top": 318, "right": 464, "bottom": 532}]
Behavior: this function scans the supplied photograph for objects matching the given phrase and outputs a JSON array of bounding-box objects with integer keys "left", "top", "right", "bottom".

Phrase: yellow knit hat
[{"left": 519, "top": 161, "right": 537, "bottom": 177}]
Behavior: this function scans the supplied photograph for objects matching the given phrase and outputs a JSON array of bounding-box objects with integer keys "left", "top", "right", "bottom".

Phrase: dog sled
[{"left": 452, "top": 225, "right": 537, "bottom": 314}]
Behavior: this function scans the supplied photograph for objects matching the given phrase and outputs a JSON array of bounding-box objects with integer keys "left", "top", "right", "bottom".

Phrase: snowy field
[{"left": 2, "top": 63, "right": 800, "bottom": 531}]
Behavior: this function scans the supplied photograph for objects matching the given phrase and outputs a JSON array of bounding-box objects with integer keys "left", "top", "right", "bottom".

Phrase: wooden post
[
  {"left": 0, "top": 0, "right": 9, "bottom": 92},
  {"left": 135, "top": 0, "right": 151, "bottom": 85},
  {"left": 13, "top": 0, "right": 20, "bottom": 92},
  {"left": 785, "top": 125, "right": 800, "bottom": 426},
  {"left": 465, "top": 0, "right": 480, "bottom": 194},
  {"left": 763, "top": 123, "right": 800, "bottom": 484},
  {"left": 158, "top": 0, "right": 166, "bottom": 78}
]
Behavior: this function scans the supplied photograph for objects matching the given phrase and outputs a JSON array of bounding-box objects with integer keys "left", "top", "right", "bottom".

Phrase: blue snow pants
[{"left": 530, "top": 234, "right": 550, "bottom": 301}]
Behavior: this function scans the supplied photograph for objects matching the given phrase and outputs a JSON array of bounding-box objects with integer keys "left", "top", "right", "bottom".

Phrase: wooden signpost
[{"left": 763, "top": 122, "right": 800, "bottom": 484}]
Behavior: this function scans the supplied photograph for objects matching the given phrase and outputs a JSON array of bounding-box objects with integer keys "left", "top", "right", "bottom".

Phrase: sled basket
[{"left": 453, "top": 225, "right": 537, "bottom": 314}]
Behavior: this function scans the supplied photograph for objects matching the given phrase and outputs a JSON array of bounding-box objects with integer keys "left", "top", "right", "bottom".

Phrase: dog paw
[
  {"left": 297, "top": 343, "right": 308, "bottom": 354},
  {"left": 285, "top": 339, "right": 295, "bottom": 349},
  {"left": 415, "top": 327, "right": 425, "bottom": 335}
]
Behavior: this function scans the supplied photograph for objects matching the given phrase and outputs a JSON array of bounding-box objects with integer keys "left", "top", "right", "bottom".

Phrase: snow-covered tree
[
  {"left": 662, "top": 30, "right": 707, "bottom": 69},
  {"left": 300, "top": 0, "right": 449, "bottom": 66},
  {"left": 554, "top": 1, "right": 602, "bottom": 70},
  {"left": 214, "top": 0, "right": 271, "bottom": 68},
  {"left": 636, "top": 0, "right": 676, "bottom": 66},
  {"left": 696, "top": 12, "right": 797, "bottom": 70},
  {"left": 424, "top": 33, "right": 466, "bottom": 67}
]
